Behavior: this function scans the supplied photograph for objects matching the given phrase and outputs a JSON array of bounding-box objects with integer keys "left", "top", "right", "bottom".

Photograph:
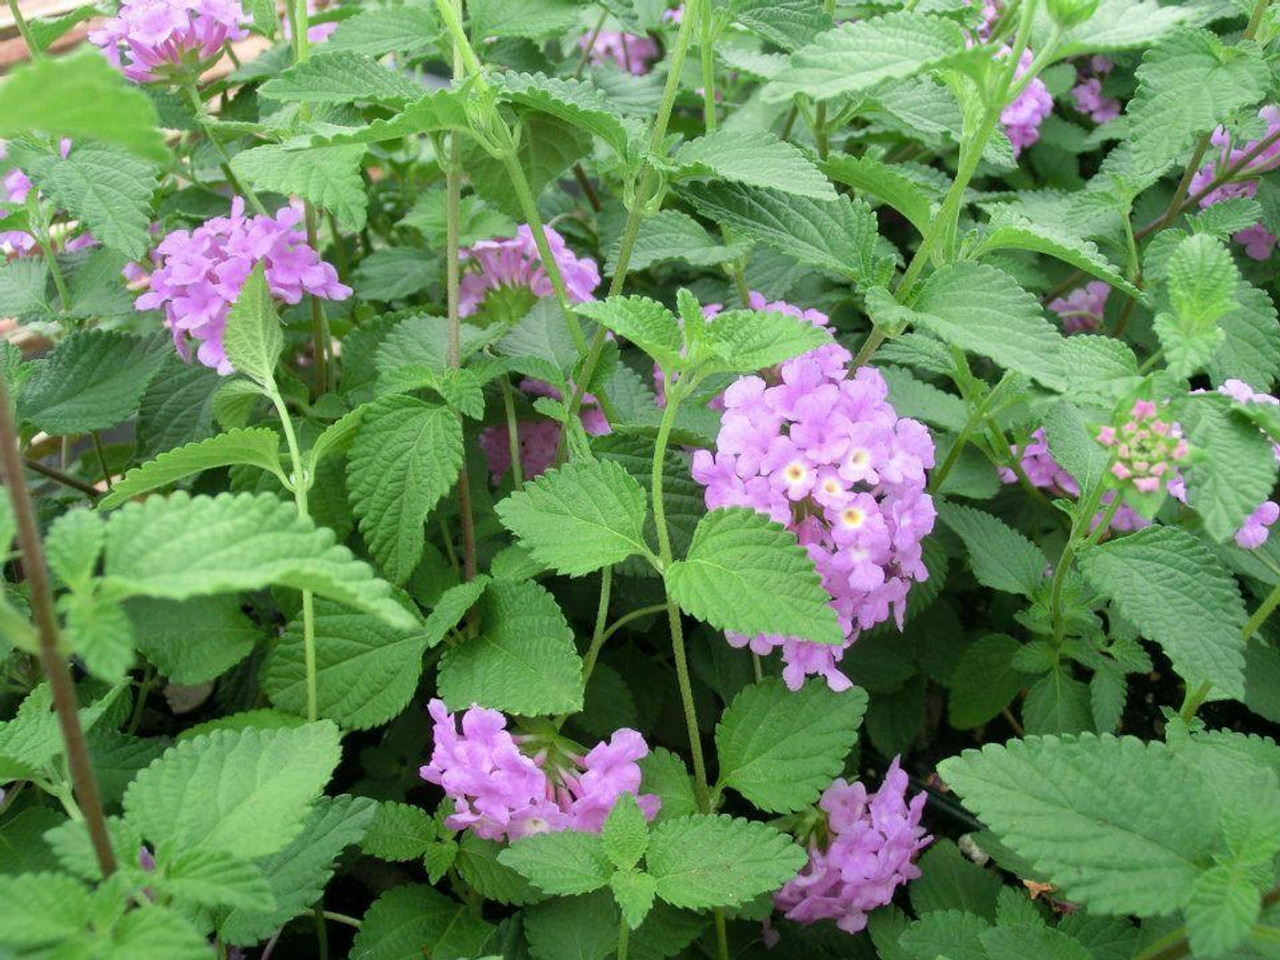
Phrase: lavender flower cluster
[
  {"left": 90, "top": 0, "right": 249, "bottom": 83},
  {"left": 1190, "top": 106, "right": 1280, "bottom": 261},
  {"left": 770, "top": 758, "right": 931, "bottom": 938},
  {"left": 692, "top": 298, "right": 936, "bottom": 692},
  {"left": 419, "top": 699, "right": 659, "bottom": 840},
  {"left": 138, "top": 198, "right": 350, "bottom": 374}
]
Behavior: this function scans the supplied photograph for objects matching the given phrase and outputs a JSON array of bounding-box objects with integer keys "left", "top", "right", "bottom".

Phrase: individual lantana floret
[
  {"left": 767, "top": 758, "right": 931, "bottom": 943},
  {"left": 89, "top": 0, "right": 250, "bottom": 84},
  {"left": 419, "top": 699, "right": 660, "bottom": 842},
  {"left": 1189, "top": 105, "right": 1280, "bottom": 261},
  {"left": 691, "top": 298, "right": 936, "bottom": 692},
  {"left": 1096, "top": 398, "right": 1188, "bottom": 494},
  {"left": 1048, "top": 280, "right": 1109, "bottom": 334},
  {"left": 136, "top": 198, "right": 351, "bottom": 374},
  {"left": 578, "top": 30, "right": 660, "bottom": 75}
]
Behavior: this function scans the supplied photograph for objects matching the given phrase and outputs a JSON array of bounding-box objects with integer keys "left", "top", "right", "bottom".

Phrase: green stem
[
  {"left": 499, "top": 375, "right": 525, "bottom": 488},
  {"left": 580, "top": 566, "right": 612, "bottom": 691},
  {"left": 321, "top": 911, "right": 363, "bottom": 930},
  {"left": 90, "top": 432, "right": 113, "bottom": 490},
  {"left": 699, "top": 0, "right": 717, "bottom": 135},
  {"left": 183, "top": 83, "right": 267, "bottom": 216},
  {"left": 6, "top": 0, "right": 43, "bottom": 59},
  {"left": 26, "top": 195, "right": 71, "bottom": 312},
  {"left": 1244, "top": 581, "right": 1280, "bottom": 640},
  {"left": 1049, "top": 477, "right": 1109, "bottom": 646},
  {"left": 617, "top": 914, "right": 629, "bottom": 960},
  {"left": 599, "top": 603, "right": 668, "bottom": 644},
  {"left": 1177, "top": 680, "right": 1213, "bottom": 723},
  {"left": 927, "top": 409, "right": 983, "bottom": 494}
]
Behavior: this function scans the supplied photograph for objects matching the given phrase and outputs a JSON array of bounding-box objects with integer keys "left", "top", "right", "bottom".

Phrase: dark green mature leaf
[
  {"left": 666, "top": 508, "right": 843, "bottom": 646},
  {"left": 910, "top": 839, "right": 1002, "bottom": 920},
  {"left": 716, "top": 679, "right": 867, "bottom": 813},
  {"left": 937, "top": 502, "right": 1049, "bottom": 598},
  {"left": 128, "top": 596, "right": 261, "bottom": 684},
  {"left": 464, "top": 112, "right": 591, "bottom": 219},
  {"left": 494, "top": 71, "right": 643, "bottom": 160},
  {"left": 362, "top": 802, "right": 437, "bottom": 862},
  {"left": 351, "top": 884, "right": 495, "bottom": 960},
  {"left": 969, "top": 211, "right": 1138, "bottom": 297},
  {"left": 1079, "top": 526, "right": 1247, "bottom": 699},
  {"left": 499, "top": 831, "right": 613, "bottom": 895},
  {"left": 982, "top": 926, "right": 1094, "bottom": 960},
  {"left": 823, "top": 154, "right": 936, "bottom": 235},
  {"left": 948, "top": 634, "right": 1031, "bottom": 730},
  {"left": 1186, "top": 862, "right": 1264, "bottom": 956},
  {"left": 20, "top": 330, "right": 167, "bottom": 435},
  {"left": 1209, "top": 282, "right": 1280, "bottom": 390},
  {"left": 604, "top": 209, "right": 747, "bottom": 274},
  {"left": 347, "top": 395, "right": 463, "bottom": 585},
  {"left": 646, "top": 815, "right": 806, "bottom": 909}
]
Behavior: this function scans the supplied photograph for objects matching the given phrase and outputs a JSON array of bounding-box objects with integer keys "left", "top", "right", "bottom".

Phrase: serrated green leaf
[
  {"left": 909, "top": 839, "right": 1002, "bottom": 920},
  {"left": 640, "top": 748, "right": 698, "bottom": 824},
  {"left": 1079, "top": 526, "right": 1247, "bottom": 699},
  {"left": 734, "top": 0, "right": 830, "bottom": 50},
  {"left": 294, "top": 89, "right": 471, "bottom": 149},
  {"left": 1046, "top": 0, "right": 1191, "bottom": 58},
  {"left": 362, "top": 802, "right": 437, "bottom": 862},
  {"left": 19, "top": 330, "right": 167, "bottom": 435},
  {"left": 938, "top": 502, "right": 1048, "bottom": 598},
  {"left": 127, "top": 595, "right": 259, "bottom": 684},
  {"left": 696, "top": 307, "right": 833, "bottom": 376},
  {"left": 604, "top": 210, "right": 748, "bottom": 275},
  {"left": 670, "top": 130, "right": 835, "bottom": 200},
  {"left": 156, "top": 848, "right": 275, "bottom": 913},
  {"left": 0, "top": 872, "right": 89, "bottom": 946},
  {"left": 260, "top": 51, "right": 426, "bottom": 105},
  {"left": 454, "top": 832, "right": 543, "bottom": 906},
  {"left": 602, "top": 793, "right": 650, "bottom": 871},
  {"left": 970, "top": 211, "right": 1138, "bottom": 297},
  {"left": 939, "top": 735, "right": 1218, "bottom": 914},
  {"left": 823, "top": 154, "right": 936, "bottom": 235},
  {"left": 948, "top": 633, "right": 1030, "bottom": 730},
  {"left": 666, "top": 508, "right": 843, "bottom": 646},
  {"left": 0, "top": 683, "right": 123, "bottom": 782},
  {"left": 0, "top": 257, "right": 52, "bottom": 321},
  {"left": 99, "top": 427, "right": 285, "bottom": 510},
  {"left": 123, "top": 722, "right": 341, "bottom": 859},
  {"left": 222, "top": 262, "right": 283, "bottom": 386},
  {"left": 646, "top": 814, "right": 806, "bottom": 909},
  {"left": 1178, "top": 393, "right": 1278, "bottom": 543},
  {"left": 1023, "top": 669, "right": 1095, "bottom": 736},
  {"left": 1210, "top": 281, "right": 1280, "bottom": 390},
  {"left": 45, "top": 508, "right": 104, "bottom": 591},
  {"left": 1186, "top": 862, "right": 1262, "bottom": 957},
  {"left": 982, "top": 925, "right": 1093, "bottom": 960},
  {"left": 60, "top": 591, "right": 135, "bottom": 683},
  {"left": 463, "top": 112, "right": 591, "bottom": 219},
  {"left": 318, "top": 5, "right": 440, "bottom": 56},
  {"left": 494, "top": 71, "right": 643, "bottom": 160},
  {"left": 100, "top": 491, "right": 414, "bottom": 629},
  {"left": 438, "top": 578, "right": 584, "bottom": 715},
  {"left": 576, "top": 296, "right": 684, "bottom": 372},
  {"left": 1155, "top": 234, "right": 1238, "bottom": 378},
  {"left": 715, "top": 678, "right": 867, "bottom": 813},
  {"left": 232, "top": 143, "right": 368, "bottom": 230},
  {"left": 611, "top": 868, "right": 658, "bottom": 930},
  {"left": 495, "top": 459, "right": 650, "bottom": 576},
  {"left": 499, "top": 830, "right": 613, "bottom": 895},
  {"left": 469, "top": 0, "right": 582, "bottom": 37},
  {"left": 351, "top": 884, "right": 494, "bottom": 960}
]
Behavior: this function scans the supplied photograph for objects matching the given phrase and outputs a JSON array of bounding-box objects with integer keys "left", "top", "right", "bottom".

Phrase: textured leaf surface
[
  {"left": 1178, "top": 394, "right": 1278, "bottom": 543},
  {"left": 260, "top": 51, "right": 426, "bottom": 105},
  {"left": 319, "top": 6, "right": 439, "bottom": 56},
  {"left": 949, "top": 634, "right": 1030, "bottom": 730},
  {"left": 499, "top": 831, "right": 613, "bottom": 895},
  {"left": 698, "top": 309, "right": 833, "bottom": 375},
  {"left": 971, "top": 212, "right": 1137, "bottom": 296},
  {"left": 351, "top": 884, "right": 494, "bottom": 960},
  {"left": 938, "top": 502, "right": 1048, "bottom": 598},
  {"left": 646, "top": 815, "right": 806, "bottom": 909},
  {"left": 222, "top": 263, "right": 282, "bottom": 386},
  {"left": 715, "top": 678, "right": 867, "bottom": 813},
  {"left": 362, "top": 802, "right": 437, "bottom": 862},
  {"left": 233, "top": 143, "right": 368, "bottom": 230},
  {"left": 823, "top": 154, "right": 936, "bottom": 235},
  {"left": 494, "top": 71, "right": 642, "bottom": 160},
  {"left": 1079, "top": 526, "right": 1247, "bottom": 699},
  {"left": 576, "top": 297, "right": 684, "bottom": 372},
  {"left": 128, "top": 596, "right": 260, "bottom": 685},
  {"left": 671, "top": 130, "right": 835, "bottom": 200},
  {"left": 667, "top": 508, "right": 842, "bottom": 646}
]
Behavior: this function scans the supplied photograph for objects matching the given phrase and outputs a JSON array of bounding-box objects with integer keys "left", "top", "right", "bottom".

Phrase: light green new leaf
[
  {"left": 499, "top": 831, "right": 613, "bottom": 896},
  {"left": 101, "top": 492, "right": 415, "bottom": 629},
  {"left": 422, "top": 577, "right": 490, "bottom": 649},
  {"left": 222, "top": 263, "right": 282, "bottom": 387},
  {"left": 232, "top": 143, "right": 368, "bottom": 230},
  {"left": 602, "top": 793, "right": 650, "bottom": 871},
  {"left": 469, "top": 0, "right": 582, "bottom": 38},
  {"left": 1046, "top": 0, "right": 1191, "bottom": 58},
  {"left": 99, "top": 427, "right": 285, "bottom": 510},
  {"left": 765, "top": 12, "right": 967, "bottom": 104},
  {"left": 123, "top": 722, "right": 341, "bottom": 860},
  {"left": 45, "top": 508, "right": 104, "bottom": 591},
  {"left": 670, "top": 130, "right": 835, "bottom": 200},
  {"left": 611, "top": 869, "right": 658, "bottom": 930},
  {"left": 1155, "top": 234, "right": 1238, "bottom": 378},
  {"left": 362, "top": 801, "right": 437, "bottom": 862},
  {"left": 646, "top": 814, "right": 806, "bottom": 909},
  {"left": 938, "top": 734, "right": 1219, "bottom": 915},
  {"left": 156, "top": 848, "right": 275, "bottom": 913},
  {"left": 0, "top": 50, "right": 166, "bottom": 162},
  {"left": 1078, "top": 526, "right": 1247, "bottom": 699},
  {"left": 576, "top": 297, "right": 684, "bottom": 372},
  {"left": 438, "top": 579, "right": 584, "bottom": 715},
  {"left": 684, "top": 182, "right": 880, "bottom": 283},
  {"left": 495, "top": 460, "right": 650, "bottom": 576},
  {"left": 666, "top": 508, "right": 843, "bottom": 646},
  {"left": 716, "top": 678, "right": 868, "bottom": 813},
  {"left": 937, "top": 502, "right": 1049, "bottom": 598},
  {"left": 822, "top": 154, "right": 936, "bottom": 235},
  {"left": 351, "top": 884, "right": 494, "bottom": 960},
  {"left": 60, "top": 592, "right": 135, "bottom": 683},
  {"left": 698, "top": 308, "right": 834, "bottom": 375},
  {"left": 735, "top": 0, "right": 830, "bottom": 50},
  {"left": 0, "top": 872, "right": 90, "bottom": 946},
  {"left": 259, "top": 51, "right": 426, "bottom": 105},
  {"left": 347, "top": 395, "right": 463, "bottom": 585}
]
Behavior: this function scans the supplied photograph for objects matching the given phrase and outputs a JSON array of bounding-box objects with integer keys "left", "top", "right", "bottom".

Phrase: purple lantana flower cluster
[
  {"left": 459, "top": 224, "right": 600, "bottom": 318},
  {"left": 137, "top": 198, "right": 351, "bottom": 374},
  {"left": 478, "top": 378, "right": 611, "bottom": 482},
  {"left": 1190, "top": 106, "right": 1280, "bottom": 261},
  {"left": 691, "top": 298, "right": 936, "bottom": 692},
  {"left": 1002, "top": 48, "right": 1054, "bottom": 156},
  {"left": 1070, "top": 56, "right": 1121, "bottom": 125},
  {"left": 90, "top": 0, "right": 250, "bottom": 84},
  {"left": 578, "top": 30, "right": 661, "bottom": 75},
  {"left": 1049, "top": 280, "right": 1109, "bottom": 334},
  {"left": 419, "top": 699, "right": 660, "bottom": 841},
  {"left": 769, "top": 758, "right": 931, "bottom": 940}
]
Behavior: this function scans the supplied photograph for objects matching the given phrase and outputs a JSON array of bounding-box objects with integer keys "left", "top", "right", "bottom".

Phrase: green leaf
[
  {"left": 495, "top": 460, "right": 650, "bottom": 576},
  {"left": 401, "top": 191, "right": 516, "bottom": 248},
  {"left": 100, "top": 491, "right": 415, "bottom": 630},
  {"left": 696, "top": 308, "right": 833, "bottom": 376},
  {"left": 351, "top": 884, "right": 494, "bottom": 960},
  {"left": 128, "top": 595, "right": 260, "bottom": 684},
  {"left": 646, "top": 814, "right": 806, "bottom": 909},
  {"left": 14, "top": 143, "right": 157, "bottom": 260},
  {"left": 499, "top": 831, "right": 613, "bottom": 895},
  {"left": 422, "top": 577, "right": 490, "bottom": 649},
  {"left": 611, "top": 869, "right": 658, "bottom": 930},
  {"left": 523, "top": 892, "right": 618, "bottom": 960},
  {"left": 19, "top": 330, "right": 166, "bottom": 435},
  {"left": 1023, "top": 669, "right": 1095, "bottom": 736},
  {"left": 123, "top": 722, "right": 341, "bottom": 860},
  {"left": 0, "top": 683, "right": 123, "bottom": 782},
  {"left": 602, "top": 793, "right": 650, "bottom": 871},
  {"left": 1177, "top": 393, "right": 1278, "bottom": 543},
  {"left": 99, "top": 427, "right": 285, "bottom": 510},
  {"left": 318, "top": 6, "right": 440, "bottom": 56},
  {"left": 222, "top": 794, "right": 375, "bottom": 945},
  {"left": 1209, "top": 281, "right": 1280, "bottom": 389},
  {"left": 222, "top": 263, "right": 283, "bottom": 386},
  {"left": 1155, "top": 234, "right": 1238, "bottom": 378},
  {"left": 938, "top": 502, "right": 1049, "bottom": 598},
  {"left": 493, "top": 71, "right": 643, "bottom": 161},
  {"left": 938, "top": 735, "right": 1219, "bottom": 915},
  {"left": 23, "top": 5, "right": 99, "bottom": 53},
  {"left": 233, "top": 143, "right": 368, "bottom": 231},
  {"left": 156, "top": 848, "right": 275, "bottom": 913},
  {"left": 464, "top": 112, "right": 591, "bottom": 219},
  {"left": 1186, "top": 862, "right": 1263, "bottom": 956},
  {"left": 469, "top": 0, "right": 582, "bottom": 38},
  {"left": 45, "top": 508, "right": 104, "bottom": 591},
  {"left": 1078, "top": 526, "right": 1247, "bottom": 700},
  {"left": 908, "top": 262, "right": 1065, "bottom": 390},
  {"left": 136, "top": 358, "right": 221, "bottom": 459},
  {"left": 0, "top": 872, "right": 90, "bottom": 946},
  {"left": 0, "top": 50, "right": 166, "bottom": 163},
  {"left": 362, "top": 801, "right": 437, "bottom": 862},
  {"left": 603, "top": 210, "right": 748, "bottom": 275},
  {"left": 575, "top": 297, "right": 684, "bottom": 373},
  {"left": 764, "top": 12, "right": 968, "bottom": 104},
  {"left": 822, "top": 154, "right": 936, "bottom": 235},
  {"left": 969, "top": 211, "right": 1138, "bottom": 297},
  {"left": 670, "top": 130, "right": 835, "bottom": 200},
  {"left": 0, "top": 258, "right": 52, "bottom": 321},
  {"left": 715, "top": 678, "right": 868, "bottom": 813},
  {"left": 1127, "top": 29, "right": 1269, "bottom": 174},
  {"left": 454, "top": 832, "right": 543, "bottom": 906},
  {"left": 347, "top": 395, "right": 463, "bottom": 585},
  {"left": 900, "top": 909, "right": 990, "bottom": 960},
  {"left": 438, "top": 579, "right": 584, "bottom": 715},
  {"left": 910, "top": 839, "right": 1002, "bottom": 920},
  {"left": 734, "top": 0, "right": 830, "bottom": 50},
  {"left": 1042, "top": 400, "right": 1111, "bottom": 493},
  {"left": 640, "top": 748, "right": 698, "bottom": 824},
  {"left": 1047, "top": 0, "right": 1191, "bottom": 58},
  {"left": 108, "top": 905, "right": 214, "bottom": 959},
  {"left": 293, "top": 89, "right": 471, "bottom": 148},
  {"left": 981, "top": 926, "right": 1094, "bottom": 960},
  {"left": 260, "top": 51, "right": 426, "bottom": 105},
  {"left": 948, "top": 634, "right": 1030, "bottom": 730},
  {"left": 684, "top": 183, "right": 880, "bottom": 283},
  {"left": 60, "top": 592, "right": 135, "bottom": 683},
  {"left": 261, "top": 600, "right": 427, "bottom": 730},
  {"left": 666, "top": 508, "right": 843, "bottom": 646},
  {"left": 881, "top": 365, "right": 967, "bottom": 433}
]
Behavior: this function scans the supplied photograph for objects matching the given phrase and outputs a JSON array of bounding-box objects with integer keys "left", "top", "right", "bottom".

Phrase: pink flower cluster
[
  {"left": 691, "top": 298, "right": 936, "bottom": 692},
  {"left": 459, "top": 224, "right": 600, "bottom": 318},
  {"left": 0, "top": 140, "right": 96, "bottom": 257},
  {"left": 478, "top": 378, "right": 610, "bottom": 482},
  {"left": 1190, "top": 106, "right": 1280, "bottom": 261},
  {"left": 419, "top": 699, "right": 660, "bottom": 841},
  {"left": 1097, "top": 399, "right": 1188, "bottom": 493},
  {"left": 771, "top": 759, "right": 931, "bottom": 938},
  {"left": 137, "top": 198, "right": 351, "bottom": 374},
  {"left": 578, "top": 30, "right": 660, "bottom": 75},
  {"left": 1002, "top": 48, "right": 1054, "bottom": 156},
  {"left": 1048, "top": 280, "right": 1109, "bottom": 334},
  {"left": 1070, "top": 56, "right": 1121, "bottom": 125},
  {"left": 90, "top": 0, "right": 249, "bottom": 84}
]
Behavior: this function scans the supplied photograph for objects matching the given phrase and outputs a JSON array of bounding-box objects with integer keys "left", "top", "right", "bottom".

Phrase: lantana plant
[{"left": 0, "top": 0, "right": 1279, "bottom": 956}]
